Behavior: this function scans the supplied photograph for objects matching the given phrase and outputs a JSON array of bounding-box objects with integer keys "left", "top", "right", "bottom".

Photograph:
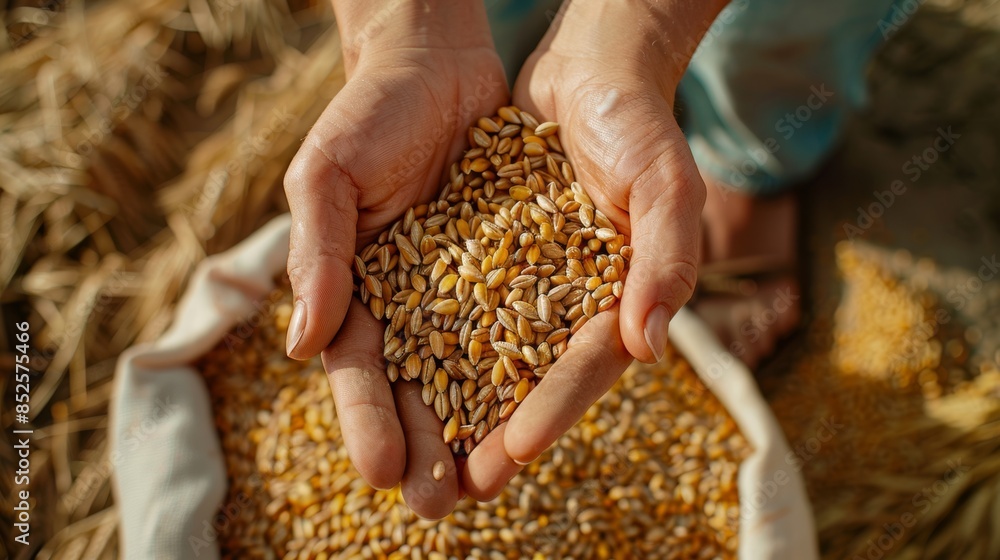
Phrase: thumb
[
  {"left": 619, "top": 132, "right": 704, "bottom": 363},
  {"left": 282, "top": 115, "right": 361, "bottom": 360}
]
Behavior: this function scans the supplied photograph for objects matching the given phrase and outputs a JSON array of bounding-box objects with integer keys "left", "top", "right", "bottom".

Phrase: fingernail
[
  {"left": 643, "top": 304, "right": 671, "bottom": 362},
  {"left": 286, "top": 300, "right": 307, "bottom": 357},
  {"left": 512, "top": 457, "right": 533, "bottom": 466}
]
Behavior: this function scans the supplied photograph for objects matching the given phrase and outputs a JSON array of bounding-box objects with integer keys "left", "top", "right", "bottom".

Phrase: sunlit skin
[{"left": 284, "top": 0, "right": 728, "bottom": 518}]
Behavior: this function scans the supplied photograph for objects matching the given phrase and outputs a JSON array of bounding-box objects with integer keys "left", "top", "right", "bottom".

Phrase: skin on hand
[
  {"left": 283, "top": 1, "right": 508, "bottom": 518},
  {"left": 463, "top": 0, "right": 730, "bottom": 499},
  {"left": 285, "top": 0, "right": 729, "bottom": 514}
]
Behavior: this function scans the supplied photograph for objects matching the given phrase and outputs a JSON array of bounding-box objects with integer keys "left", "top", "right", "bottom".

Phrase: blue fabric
[
  {"left": 678, "top": 0, "right": 899, "bottom": 194},
  {"left": 485, "top": 0, "right": 564, "bottom": 82},
  {"left": 486, "top": 0, "right": 902, "bottom": 195}
]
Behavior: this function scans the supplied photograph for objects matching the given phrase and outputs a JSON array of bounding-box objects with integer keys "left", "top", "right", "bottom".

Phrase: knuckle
[
  {"left": 283, "top": 142, "right": 332, "bottom": 196},
  {"left": 635, "top": 148, "right": 702, "bottom": 205},
  {"left": 285, "top": 258, "right": 307, "bottom": 288},
  {"left": 666, "top": 258, "right": 699, "bottom": 301},
  {"left": 340, "top": 400, "right": 395, "bottom": 426},
  {"left": 282, "top": 155, "right": 305, "bottom": 195},
  {"left": 285, "top": 251, "right": 312, "bottom": 288},
  {"left": 287, "top": 246, "right": 351, "bottom": 288},
  {"left": 629, "top": 252, "right": 699, "bottom": 310},
  {"left": 284, "top": 131, "right": 363, "bottom": 203}
]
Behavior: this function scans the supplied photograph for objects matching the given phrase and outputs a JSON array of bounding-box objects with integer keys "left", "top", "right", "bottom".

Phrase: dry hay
[{"left": 0, "top": 0, "right": 342, "bottom": 556}]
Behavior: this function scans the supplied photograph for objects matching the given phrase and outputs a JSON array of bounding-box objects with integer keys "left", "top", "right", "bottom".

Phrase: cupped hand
[
  {"left": 460, "top": 3, "right": 709, "bottom": 501},
  {"left": 283, "top": 10, "right": 508, "bottom": 518}
]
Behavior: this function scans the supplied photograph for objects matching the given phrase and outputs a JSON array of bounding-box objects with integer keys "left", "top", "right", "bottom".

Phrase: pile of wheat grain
[
  {"left": 200, "top": 277, "right": 749, "bottom": 559},
  {"left": 765, "top": 243, "right": 1000, "bottom": 559}
]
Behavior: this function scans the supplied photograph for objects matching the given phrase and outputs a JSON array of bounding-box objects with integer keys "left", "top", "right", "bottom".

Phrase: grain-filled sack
[
  {"left": 111, "top": 213, "right": 818, "bottom": 559},
  {"left": 201, "top": 278, "right": 741, "bottom": 558}
]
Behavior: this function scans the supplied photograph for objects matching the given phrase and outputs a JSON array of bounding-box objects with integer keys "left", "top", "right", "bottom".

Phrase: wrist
[
  {"left": 333, "top": 1, "right": 495, "bottom": 73},
  {"left": 546, "top": 0, "right": 730, "bottom": 94}
]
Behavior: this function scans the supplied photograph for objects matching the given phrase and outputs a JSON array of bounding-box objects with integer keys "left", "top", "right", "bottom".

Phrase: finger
[
  {"left": 618, "top": 127, "right": 704, "bottom": 363},
  {"left": 510, "top": 63, "right": 553, "bottom": 122},
  {"left": 461, "top": 423, "right": 522, "bottom": 501},
  {"left": 394, "top": 381, "right": 460, "bottom": 519},
  {"left": 513, "top": 81, "right": 704, "bottom": 363},
  {"left": 283, "top": 100, "right": 362, "bottom": 359},
  {"left": 503, "top": 309, "right": 633, "bottom": 465},
  {"left": 322, "top": 300, "right": 405, "bottom": 490}
]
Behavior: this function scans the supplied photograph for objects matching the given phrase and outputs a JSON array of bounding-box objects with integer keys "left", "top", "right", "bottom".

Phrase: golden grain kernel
[
  {"left": 432, "top": 461, "right": 446, "bottom": 481},
  {"left": 339, "top": 109, "right": 637, "bottom": 461},
  {"left": 443, "top": 416, "right": 459, "bottom": 444}
]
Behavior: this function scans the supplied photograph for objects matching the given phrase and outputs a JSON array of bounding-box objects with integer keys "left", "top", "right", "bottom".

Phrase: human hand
[
  {"left": 282, "top": 1, "right": 507, "bottom": 518},
  {"left": 459, "top": 0, "right": 730, "bottom": 501}
]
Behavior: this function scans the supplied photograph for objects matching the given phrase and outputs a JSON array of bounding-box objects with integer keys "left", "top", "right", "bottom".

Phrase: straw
[{"left": 0, "top": 0, "right": 339, "bottom": 555}]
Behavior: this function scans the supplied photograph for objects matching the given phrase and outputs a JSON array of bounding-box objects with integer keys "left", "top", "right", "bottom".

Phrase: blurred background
[{"left": 0, "top": 0, "right": 998, "bottom": 558}]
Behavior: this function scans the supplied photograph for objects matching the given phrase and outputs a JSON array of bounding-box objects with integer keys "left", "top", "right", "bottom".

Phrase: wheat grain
[
  {"left": 200, "top": 279, "right": 749, "bottom": 558},
  {"left": 353, "top": 107, "right": 633, "bottom": 454}
]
